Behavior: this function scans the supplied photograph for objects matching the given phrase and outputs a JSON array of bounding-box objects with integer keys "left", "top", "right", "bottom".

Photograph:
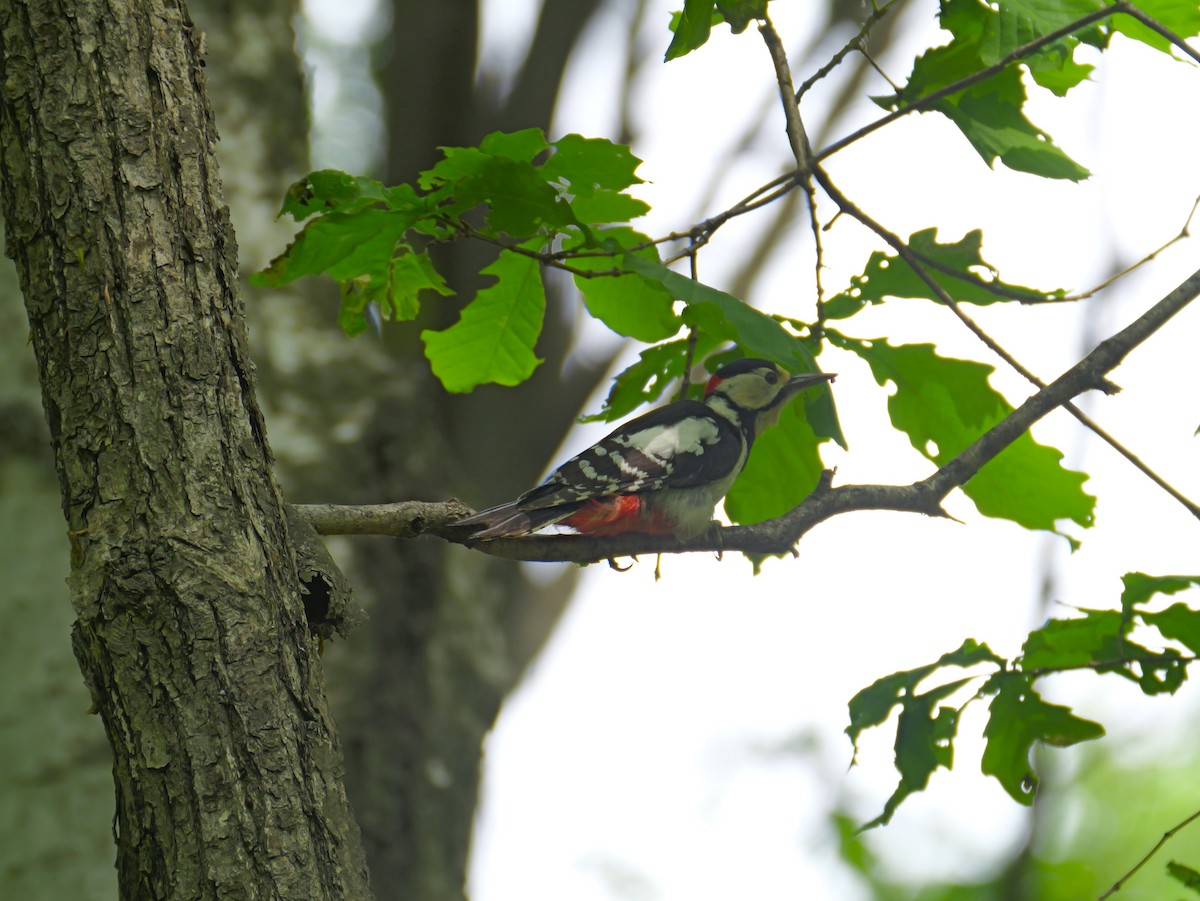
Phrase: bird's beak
[{"left": 781, "top": 371, "right": 835, "bottom": 402}]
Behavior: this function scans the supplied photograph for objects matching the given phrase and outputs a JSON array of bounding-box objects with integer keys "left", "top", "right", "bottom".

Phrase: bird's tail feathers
[{"left": 454, "top": 501, "right": 573, "bottom": 539}]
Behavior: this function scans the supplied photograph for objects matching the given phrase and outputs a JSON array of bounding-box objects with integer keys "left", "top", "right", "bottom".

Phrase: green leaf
[
  {"left": 832, "top": 333, "right": 1094, "bottom": 538},
  {"left": 824, "top": 227, "right": 1061, "bottom": 319},
  {"left": 1113, "top": 0, "right": 1200, "bottom": 53},
  {"left": 981, "top": 0, "right": 1106, "bottom": 65},
  {"left": 1143, "top": 601, "right": 1200, "bottom": 656},
  {"left": 421, "top": 146, "right": 574, "bottom": 238},
  {"left": 581, "top": 340, "right": 697, "bottom": 424},
  {"left": 1019, "top": 608, "right": 1128, "bottom": 671},
  {"left": 421, "top": 250, "right": 545, "bottom": 392},
  {"left": 847, "top": 641, "right": 1004, "bottom": 829},
  {"left": 1166, "top": 860, "right": 1200, "bottom": 893},
  {"left": 1127, "top": 647, "right": 1188, "bottom": 696},
  {"left": 479, "top": 127, "right": 549, "bottom": 162},
  {"left": 336, "top": 284, "right": 374, "bottom": 338},
  {"left": 1016, "top": 593, "right": 1192, "bottom": 695},
  {"left": 878, "top": 0, "right": 1091, "bottom": 180},
  {"left": 723, "top": 400, "right": 824, "bottom": 525},
  {"left": 544, "top": 134, "right": 648, "bottom": 224},
  {"left": 862, "top": 681, "right": 968, "bottom": 830},
  {"left": 665, "top": 0, "right": 722, "bottom": 61},
  {"left": 1120, "top": 572, "right": 1200, "bottom": 610},
  {"left": 386, "top": 251, "right": 453, "bottom": 321},
  {"left": 714, "top": 0, "right": 766, "bottom": 32},
  {"left": 277, "top": 169, "right": 392, "bottom": 221},
  {"left": 940, "top": 66, "right": 1091, "bottom": 180},
  {"left": 847, "top": 639, "right": 1005, "bottom": 750},
  {"left": 251, "top": 207, "right": 421, "bottom": 290},
  {"left": 566, "top": 229, "right": 681, "bottom": 342},
  {"left": 1025, "top": 43, "right": 1094, "bottom": 97},
  {"left": 981, "top": 672, "right": 1104, "bottom": 804},
  {"left": 544, "top": 134, "right": 644, "bottom": 193}
]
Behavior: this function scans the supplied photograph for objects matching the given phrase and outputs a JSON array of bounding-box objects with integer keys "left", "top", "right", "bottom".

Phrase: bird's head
[{"left": 704, "top": 358, "right": 835, "bottom": 433}]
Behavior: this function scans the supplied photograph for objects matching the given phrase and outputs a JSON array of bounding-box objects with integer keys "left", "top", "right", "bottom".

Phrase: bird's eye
[{"left": 764, "top": 370, "right": 779, "bottom": 385}]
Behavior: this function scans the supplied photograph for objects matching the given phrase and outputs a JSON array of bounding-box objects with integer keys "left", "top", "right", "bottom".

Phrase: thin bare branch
[
  {"left": 794, "top": 0, "right": 902, "bottom": 101},
  {"left": 758, "top": 13, "right": 828, "bottom": 321},
  {"left": 759, "top": 12, "right": 813, "bottom": 174},
  {"left": 1099, "top": 806, "right": 1200, "bottom": 900},
  {"left": 676, "top": 251, "right": 702, "bottom": 400},
  {"left": 1072, "top": 195, "right": 1200, "bottom": 301}
]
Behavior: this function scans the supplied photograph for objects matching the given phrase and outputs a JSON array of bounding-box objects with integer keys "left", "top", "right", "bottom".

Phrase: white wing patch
[{"left": 626, "top": 417, "right": 721, "bottom": 461}]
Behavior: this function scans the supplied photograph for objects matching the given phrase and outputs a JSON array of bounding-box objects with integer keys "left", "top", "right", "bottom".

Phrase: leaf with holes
[
  {"left": 823, "top": 227, "right": 1062, "bottom": 320},
  {"left": 980, "top": 672, "right": 1104, "bottom": 804},
  {"left": 847, "top": 639, "right": 1005, "bottom": 751},
  {"left": 862, "top": 679, "right": 969, "bottom": 830}
]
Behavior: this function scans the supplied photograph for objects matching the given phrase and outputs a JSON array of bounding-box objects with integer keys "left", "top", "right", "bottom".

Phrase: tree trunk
[{"left": 0, "top": 1, "right": 371, "bottom": 897}]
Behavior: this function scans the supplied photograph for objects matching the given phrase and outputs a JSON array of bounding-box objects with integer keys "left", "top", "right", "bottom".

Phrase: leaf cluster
[
  {"left": 848, "top": 574, "right": 1200, "bottom": 828},
  {"left": 869, "top": 0, "right": 1200, "bottom": 180}
]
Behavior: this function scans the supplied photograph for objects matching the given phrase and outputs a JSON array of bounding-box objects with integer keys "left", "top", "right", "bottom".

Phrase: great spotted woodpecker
[{"left": 457, "top": 358, "right": 835, "bottom": 539}]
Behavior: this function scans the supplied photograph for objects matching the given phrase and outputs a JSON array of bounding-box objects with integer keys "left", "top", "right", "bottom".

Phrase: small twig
[
  {"left": 1099, "top": 807, "right": 1200, "bottom": 899},
  {"left": 794, "top": 0, "right": 901, "bottom": 101},
  {"left": 1072, "top": 195, "right": 1200, "bottom": 301},
  {"left": 759, "top": 12, "right": 828, "bottom": 321},
  {"left": 858, "top": 44, "right": 901, "bottom": 93},
  {"left": 759, "top": 12, "right": 813, "bottom": 175},
  {"left": 807, "top": 185, "right": 826, "bottom": 325},
  {"left": 677, "top": 250, "right": 701, "bottom": 400}
]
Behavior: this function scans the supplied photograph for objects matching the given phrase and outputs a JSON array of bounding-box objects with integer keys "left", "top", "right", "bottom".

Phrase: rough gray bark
[{"left": 0, "top": 1, "right": 371, "bottom": 897}]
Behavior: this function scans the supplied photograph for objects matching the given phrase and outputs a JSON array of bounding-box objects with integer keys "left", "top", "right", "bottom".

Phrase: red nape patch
[
  {"left": 560, "top": 496, "right": 676, "bottom": 536},
  {"left": 704, "top": 373, "right": 723, "bottom": 396}
]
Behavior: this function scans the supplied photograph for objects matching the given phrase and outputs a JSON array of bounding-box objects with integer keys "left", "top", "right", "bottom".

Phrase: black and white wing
[{"left": 517, "top": 399, "right": 745, "bottom": 511}]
